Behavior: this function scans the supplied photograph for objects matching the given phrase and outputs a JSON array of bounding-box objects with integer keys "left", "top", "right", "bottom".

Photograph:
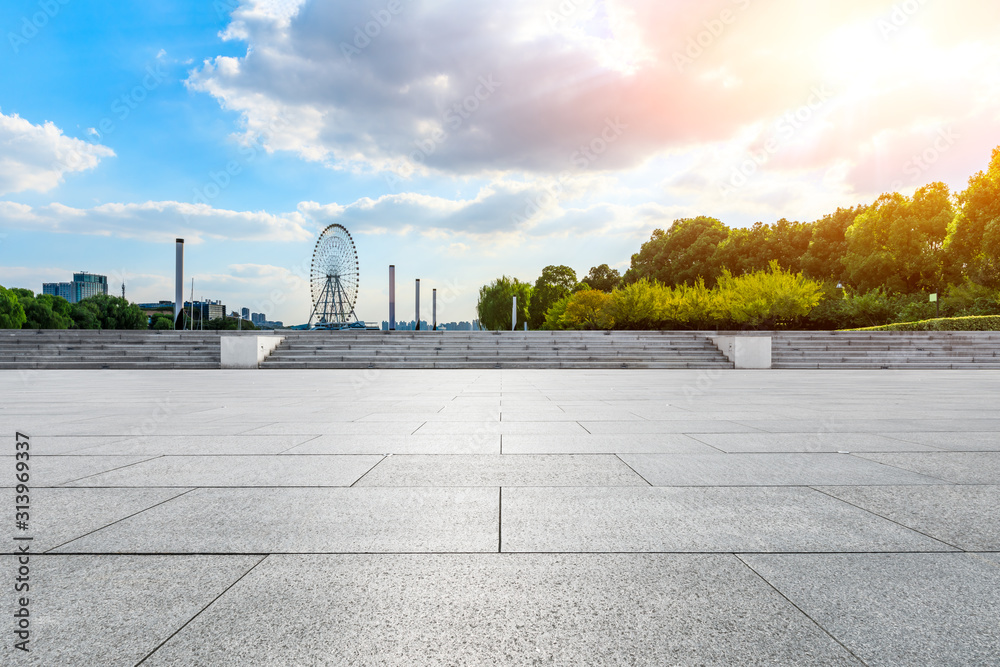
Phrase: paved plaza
[{"left": 3, "top": 368, "right": 1000, "bottom": 665}]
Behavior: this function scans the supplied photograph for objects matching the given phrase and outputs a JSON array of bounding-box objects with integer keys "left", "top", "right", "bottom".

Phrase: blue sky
[{"left": 1, "top": 0, "right": 997, "bottom": 324}]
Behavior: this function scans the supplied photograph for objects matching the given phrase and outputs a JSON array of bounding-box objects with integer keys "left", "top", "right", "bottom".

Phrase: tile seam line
[
  {"left": 33, "top": 549, "right": 980, "bottom": 557},
  {"left": 808, "top": 486, "right": 967, "bottom": 552},
  {"left": 349, "top": 455, "right": 389, "bottom": 487},
  {"left": 612, "top": 455, "right": 653, "bottom": 487},
  {"left": 43, "top": 487, "right": 199, "bottom": 553},
  {"left": 134, "top": 554, "right": 269, "bottom": 666},
  {"left": 734, "top": 554, "right": 871, "bottom": 667},
  {"left": 274, "top": 434, "right": 324, "bottom": 455},
  {"left": 842, "top": 455, "right": 959, "bottom": 485},
  {"left": 55, "top": 454, "right": 168, "bottom": 486}
]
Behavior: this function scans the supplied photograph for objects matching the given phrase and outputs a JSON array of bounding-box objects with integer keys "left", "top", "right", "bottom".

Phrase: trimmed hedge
[{"left": 845, "top": 315, "right": 1000, "bottom": 332}]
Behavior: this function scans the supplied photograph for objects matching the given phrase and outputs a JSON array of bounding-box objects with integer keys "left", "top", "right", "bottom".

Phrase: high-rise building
[
  {"left": 241, "top": 307, "right": 250, "bottom": 320},
  {"left": 43, "top": 272, "right": 108, "bottom": 303}
]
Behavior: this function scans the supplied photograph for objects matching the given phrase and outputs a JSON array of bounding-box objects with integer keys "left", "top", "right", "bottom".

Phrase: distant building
[
  {"left": 139, "top": 300, "right": 226, "bottom": 323},
  {"left": 251, "top": 312, "right": 266, "bottom": 325},
  {"left": 241, "top": 307, "right": 250, "bottom": 320},
  {"left": 43, "top": 272, "right": 108, "bottom": 303}
]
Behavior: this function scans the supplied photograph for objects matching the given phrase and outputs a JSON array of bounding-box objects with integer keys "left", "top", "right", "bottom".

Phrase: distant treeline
[{"left": 477, "top": 146, "right": 1000, "bottom": 331}]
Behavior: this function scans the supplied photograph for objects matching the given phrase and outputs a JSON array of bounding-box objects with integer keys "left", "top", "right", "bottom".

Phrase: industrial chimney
[{"left": 175, "top": 239, "right": 184, "bottom": 330}]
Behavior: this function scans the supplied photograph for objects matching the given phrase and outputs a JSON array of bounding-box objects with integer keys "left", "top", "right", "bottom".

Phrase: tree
[
  {"left": 528, "top": 265, "right": 578, "bottom": 329},
  {"left": 711, "top": 219, "right": 813, "bottom": 278},
  {"left": 70, "top": 300, "right": 102, "bottom": 329},
  {"left": 476, "top": 276, "right": 532, "bottom": 331},
  {"left": 712, "top": 261, "right": 824, "bottom": 329},
  {"left": 151, "top": 314, "right": 174, "bottom": 330},
  {"left": 800, "top": 206, "right": 866, "bottom": 283},
  {"left": 947, "top": 146, "right": 1000, "bottom": 287},
  {"left": 583, "top": 264, "right": 622, "bottom": 292},
  {"left": 69, "top": 295, "right": 147, "bottom": 330},
  {"left": 0, "top": 285, "right": 27, "bottom": 329},
  {"left": 203, "top": 317, "right": 258, "bottom": 330},
  {"left": 19, "top": 292, "right": 73, "bottom": 329},
  {"left": 625, "top": 217, "right": 730, "bottom": 287},
  {"left": 843, "top": 183, "right": 955, "bottom": 293},
  {"left": 562, "top": 290, "right": 613, "bottom": 330}
]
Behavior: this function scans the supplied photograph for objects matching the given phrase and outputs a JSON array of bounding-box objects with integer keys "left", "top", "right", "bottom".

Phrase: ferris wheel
[{"left": 308, "top": 224, "right": 360, "bottom": 328}]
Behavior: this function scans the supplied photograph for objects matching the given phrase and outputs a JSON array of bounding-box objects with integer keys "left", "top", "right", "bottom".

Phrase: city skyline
[{"left": 1, "top": 0, "right": 998, "bottom": 324}]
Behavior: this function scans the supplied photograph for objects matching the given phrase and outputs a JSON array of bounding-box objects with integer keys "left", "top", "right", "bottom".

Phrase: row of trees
[
  {"left": 0, "top": 287, "right": 260, "bottom": 330},
  {"left": 477, "top": 146, "right": 1000, "bottom": 330},
  {"left": 0, "top": 288, "right": 148, "bottom": 330},
  {"left": 626, "top": 147, "right": 1000, "bottom": 293}
]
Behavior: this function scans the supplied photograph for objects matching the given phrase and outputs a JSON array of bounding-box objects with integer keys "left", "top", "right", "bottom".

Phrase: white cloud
[
  {"left": 0, "top": 111, "right": 115, "bottom": 196},
  {"left": 0, "top": 200, "right": 315, "bottom": 244}
]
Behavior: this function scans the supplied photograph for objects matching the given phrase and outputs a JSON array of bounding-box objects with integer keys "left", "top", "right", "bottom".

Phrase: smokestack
[
  {"left": 389, "top": 265, "right": 395, "bottom": 331},
  {"left": 175, "top": 239, "right": 184, "bottom": 329},
  {"left": 415, "top": 279, "right": 421, "bottom": 331}
]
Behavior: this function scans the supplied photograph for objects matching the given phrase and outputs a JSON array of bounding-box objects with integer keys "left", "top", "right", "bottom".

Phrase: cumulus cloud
[
  {"left": 0, "top": 111, "right": 115, "bottom": 195},
  {"left": 0, "top": 200, "right": 315, "bottom": 244},
  {"left": 187, "top": 0, "right": 1000, "bottom": 205}
]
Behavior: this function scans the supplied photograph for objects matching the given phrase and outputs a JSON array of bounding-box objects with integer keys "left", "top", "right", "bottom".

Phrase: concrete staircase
[
  {"left": 0, "top": 330, "right": 267, "bottom": 369},
  {"left": 770, "top": 331, "right": 1000, "bottom": 369},
  {"left": 262, "top": 330, "right": 735, "bottom": 369}
]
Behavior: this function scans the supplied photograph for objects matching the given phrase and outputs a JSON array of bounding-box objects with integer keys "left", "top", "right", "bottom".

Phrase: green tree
[
  {"left": 712, "top": 261, "right": 824, "bottom": 329},
  {"left": 562, "top": 290, "right": 613, "bottom": 330},
  {"left": 843, "top": 183, "right": 955, "bottom": 293},
  {"left": 70, "top": 295, "right": 147, "bottom": 330},
  {"left": 151, "top": 314, "right": 174, "bottom": 330},
  {"left": 23, "top": 294, "right": 73, "bottom": 329},
  {"left": 528, "top": 265, "right": 578, "bottom": 330},
  {"left": 70, "top": 300, "right": 102, "bottom": 329},
  {"left": 711, "top": 219, "right": 813, "bottom": 277},
  {"left": 800, "top": 206, "right": 866, "bottom": 283},
  {"left": 203, "top": 317, "right": 258, "bottom": 330},
  {"left": 583, "top": 264, "right": 622, "bottom": 292},
  {"left": 624, "top": 216, "right": 730, "bottom": 287},
  {"left": 947, "top": 146, "right": 1000, "bottom": 287},
  {"left": 476, "top": 276, "right": 532, "bottom": 331},
  {"left": 0, "top": 285, "right": 27, "bottom": 329}
]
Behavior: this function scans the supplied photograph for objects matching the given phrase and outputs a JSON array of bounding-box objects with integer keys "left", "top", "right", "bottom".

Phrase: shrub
[
  {"left": 847, "top": 316, "right": 1000, "bottom": 331},
  {"left": 712, "top": 261, "right": 824, "bottom": 329}
]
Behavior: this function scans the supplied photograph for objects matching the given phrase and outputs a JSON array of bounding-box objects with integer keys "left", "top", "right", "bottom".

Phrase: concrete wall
[
  {"left": 221, "top": 336, "right": 285, "bottom": 369},
  {"left": 712, "top": 336, "right": 772, "bottom": 369}
]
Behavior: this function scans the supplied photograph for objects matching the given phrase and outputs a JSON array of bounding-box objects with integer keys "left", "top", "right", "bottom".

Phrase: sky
[{"left": 1, "top": 0, "right": 998, "bottom": 325}]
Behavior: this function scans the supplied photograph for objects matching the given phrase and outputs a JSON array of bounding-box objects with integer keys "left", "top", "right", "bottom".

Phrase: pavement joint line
[
  {"left": 42, "top": 487, "right": 198, "bottom": 553},
  {"left": 613, "top": 454, "right": 653, "bottom": 487},
  {"left": 843, "top": 454, "right": 963, "bottom": 485},
  {"left": 578, "top": 421, "right": 592, "bottom": 434},
  {"left": 498, "top": 487, "right": 502, "bottom": 553},
  {"left": 808, "top": 486, "right": 967, "bottom": 552},
  {"left": 410, "top": 421, "right": 428, "bottom": 435},
  {"left": 349, "top": 456, "right": 389, "bottom": 487},
  {"left": 682, "top": 433, "right": 729, "bottom": 454},
  {"left": 55, "top": 454, "right": 166, "bottom": 486},
  {"left": 134, "top": 554, "right": 269, "bottom": 666},
  {"left": 734, "top": 553, "right": 871, "bottom": 666},
  {"left": 274, "top": 434, "right": 323, "bottom": 455},
  {"left": 27, "top": 550, "right": 997, "bottom": 556}
]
